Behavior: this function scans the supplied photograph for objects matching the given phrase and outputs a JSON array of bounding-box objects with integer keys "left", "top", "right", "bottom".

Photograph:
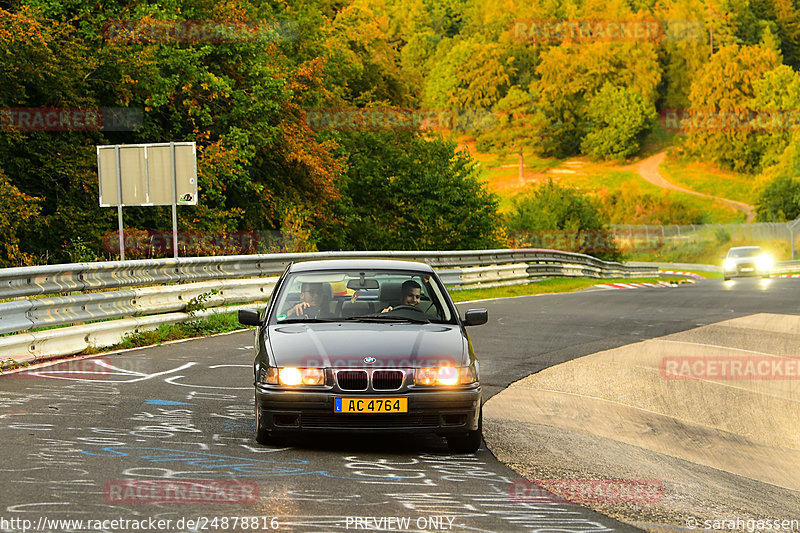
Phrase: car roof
[
  {"left": 728, "top": 246, "right": 761, "bottom": 251},
  {"left": 287, "top": 258, "right": 435, "bottom": 273}
]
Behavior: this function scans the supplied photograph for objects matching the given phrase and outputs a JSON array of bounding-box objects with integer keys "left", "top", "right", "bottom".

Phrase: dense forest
[{"left": 2, "top": 0, "right": 800, "bottom": 266}]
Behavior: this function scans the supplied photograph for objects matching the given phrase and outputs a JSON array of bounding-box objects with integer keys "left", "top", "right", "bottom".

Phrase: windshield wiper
[
  {"left": 277, "top": 318, "right": 338, "bottom": 324},
  {"left": 344, "top": 315, "right": 430, "bottom": 324}
]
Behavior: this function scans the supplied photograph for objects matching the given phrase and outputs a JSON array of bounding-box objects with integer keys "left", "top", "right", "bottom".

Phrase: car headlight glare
[
  {"left": 415, "top": 366, "right": 476, "bottom": 386},
  {"left": 437, "top": 366, "right": 459, "bottom": 386},
  {"left": 723, "top": 258, "right": 735, "bottom": 270},
  {"left": 278, "top": 367, "right": 325, "bottom": 386},
  {"left": 757, "top": 254, "right": 773, "bottom": 271}
]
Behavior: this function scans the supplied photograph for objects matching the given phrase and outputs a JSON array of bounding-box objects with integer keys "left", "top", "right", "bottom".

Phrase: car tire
[
  {"left": 723, "top": 276, "right": 729, "bottom": 281},
  {"left": 446, "top": 407, "right": 482, "bottom": 453}
]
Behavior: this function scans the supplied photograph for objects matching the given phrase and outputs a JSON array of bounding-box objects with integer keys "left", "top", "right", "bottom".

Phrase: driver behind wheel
[
  {"left": 287, "top": 282, "right": 331, "bottom": 319},
  {"left": 381, "top": 280, "right": 421, "bottom": 313}
]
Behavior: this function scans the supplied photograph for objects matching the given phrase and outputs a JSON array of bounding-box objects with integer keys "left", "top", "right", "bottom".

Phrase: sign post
[
  {"left": 97, "top": 142, "right": 197, "bottom": 259},
  {"left": 114, "top": 145, "right": 125, "bottom": 259}
]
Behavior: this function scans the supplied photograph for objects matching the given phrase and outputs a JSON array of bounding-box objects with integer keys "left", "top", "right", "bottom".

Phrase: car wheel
[
  {"left": 723, "top": 276, "right": 729, "bottom": 281},
  {"left": 446, "top": 407, "right": 482, "bottom": 453}
]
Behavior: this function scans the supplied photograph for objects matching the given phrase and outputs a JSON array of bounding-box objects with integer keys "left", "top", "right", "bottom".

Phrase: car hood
[{"left": 267, "top": 322, "right": 466, "bottom": 368}]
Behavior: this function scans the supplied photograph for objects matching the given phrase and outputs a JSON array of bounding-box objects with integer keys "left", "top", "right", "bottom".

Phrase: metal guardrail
[
  {"left": 774, "top": 260, "right": 800, "bottom": 273},
  {"left": 0, "top": 249, "right": 653, "bottom": 300},
  {"left": 628, "top": 262, "right": 723, "bottom": 273},
  {"left": 630, "top": 260, "right": 800, "bottom": 274},
  {"left": 0, "top": 278, "right": 278, "bottom": 335},
  {"left": 0, "top": 249, "right": 656, "bottom": 360}
]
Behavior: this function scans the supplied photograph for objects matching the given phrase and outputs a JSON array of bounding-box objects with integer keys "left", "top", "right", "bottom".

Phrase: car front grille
[
  {"left": 335, "top": 369, "right": 406, "bottom": 391},
  {"left": 372, "top": 370, "right": 404, "bottom": 390},
  {"left": 337, "top": 370, "right": 368, "bottom": 391}
]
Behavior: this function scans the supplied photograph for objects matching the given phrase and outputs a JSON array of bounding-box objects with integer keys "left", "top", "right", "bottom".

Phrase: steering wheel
[{"left": 388, "top": 305, "right": 425, "bottom": 313}]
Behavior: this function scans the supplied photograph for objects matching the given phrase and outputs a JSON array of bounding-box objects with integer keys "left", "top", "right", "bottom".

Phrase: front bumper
[
  {"left": 724, "top": 263, "right": 768, "bottom": 277},
  {"left": 255, "top": 385, "right": 481, "bottom": 435}
]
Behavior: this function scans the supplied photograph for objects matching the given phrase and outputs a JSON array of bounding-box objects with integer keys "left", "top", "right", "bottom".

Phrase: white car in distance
[{"left": 722, "top": 246, "right": 773, "bottom": 280}]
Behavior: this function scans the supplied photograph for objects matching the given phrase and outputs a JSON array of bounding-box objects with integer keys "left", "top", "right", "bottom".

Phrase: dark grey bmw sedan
[{"left": 238, "top": 259, "right": 488, "bottom": 453}]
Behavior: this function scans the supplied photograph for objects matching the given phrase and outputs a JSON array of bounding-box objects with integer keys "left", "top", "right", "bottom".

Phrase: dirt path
[{"left": 626, "top": 151, "right": 755, "bottom": 223}]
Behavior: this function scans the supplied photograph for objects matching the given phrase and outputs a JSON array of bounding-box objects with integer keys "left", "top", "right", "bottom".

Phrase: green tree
[
  {"left": 506, "top": 180, "right": 621, "bottom": 261},
  {"left": 750, "top": 64, "right": 800, "bottom": 168},
  {"left": 755, "top": 176, "right": 800, "bottom": 221},
  {"left": 771, "top": 0, "right": 800, "bottom": 68},
  {"left": 318, "top": 131, "right": 503, "bottom": 251},
  {"left": 423, "top": 38, "right": 513, "bottom": 110},
  {"left": 581, "top": 84, "right": 657, "bottom": 160},
  {"left": 531, "top": 41, "right": 661, "bottom": 158},
  {"left": 685, "top": 42, "right": 781, "bottom": 172},
  {"left": 476, "top": 85, "right": 537, "bottom": 184},
  {"left": 655, "top": 0, "right": 709, "bottom": 108},
  {"left": 755, "top": 127, "right": 800, "bottom": 221}
]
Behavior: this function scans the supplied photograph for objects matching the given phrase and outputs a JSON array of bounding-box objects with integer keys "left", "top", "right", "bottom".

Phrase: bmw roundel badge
[{"left": 364, "top": 356, "right": 376, "bottom": 364}]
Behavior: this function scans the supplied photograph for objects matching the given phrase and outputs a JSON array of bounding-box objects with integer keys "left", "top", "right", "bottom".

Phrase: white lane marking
[
  {"left": 657, "top": 339, "right": 791, "bottom": 358},
  {"left": 23, "top": 362, "right": 197, "bottom": 383},
  {"left": 163, "top": 375, "right": 250, "bottom": 389}
]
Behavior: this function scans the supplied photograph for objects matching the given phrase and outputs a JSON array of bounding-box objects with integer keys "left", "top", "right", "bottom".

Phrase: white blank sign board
[{"left": 98, "top": 142, "right": 197, "bottom": 206}]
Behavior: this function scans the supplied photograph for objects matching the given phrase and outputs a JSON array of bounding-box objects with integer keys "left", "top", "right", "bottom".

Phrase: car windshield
[
  {"left": 728, "top": 248, "right": 761, "bottom": 258},
  {"left": 270, "top": 269, "right": 454, "bottom": 324}
]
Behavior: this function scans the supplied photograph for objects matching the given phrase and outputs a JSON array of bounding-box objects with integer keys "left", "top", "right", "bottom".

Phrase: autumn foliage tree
[{"left": 0, "top": 169, "right": 40, "bottom": 266}]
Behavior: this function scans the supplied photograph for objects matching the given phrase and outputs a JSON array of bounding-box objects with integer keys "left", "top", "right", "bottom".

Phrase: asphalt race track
[{"left": 0, "top": 277, "right": 798, "bottom": 533}]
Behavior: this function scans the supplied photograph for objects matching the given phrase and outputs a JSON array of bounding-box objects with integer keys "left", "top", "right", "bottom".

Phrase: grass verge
[
  {"left": 80, "top": 312, "right": 251, "bottom": 355},
  {"left": 660, "top": 269, "right": 722, "bottom": 279},
  {"left": 660, "top": 158, "right": 755, "bottom": 206},
  {"left": 450, "top": 277, "right": 668, "bottom": 302},
  {"left": 0, "top": 358, "right": 31, "bottom": 373}
]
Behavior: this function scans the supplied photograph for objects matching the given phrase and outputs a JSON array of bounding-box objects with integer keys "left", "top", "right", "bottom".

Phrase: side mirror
[
  {"left": 463, "top": 308, "right": 488, "bottom": 326},
  {"left": 238, "top": 309, "right": 261, "bottom": 326}
]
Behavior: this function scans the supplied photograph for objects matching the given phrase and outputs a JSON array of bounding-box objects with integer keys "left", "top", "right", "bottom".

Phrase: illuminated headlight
[
  {"left": 757, "top": 254, "right": 773, "bottom": 271},
  {"left": 723, "top": 258, "right": 735, "bottom": 271},
  {"left": 278, "top": 367, "right": 325, "bottom": 386},
  {"left": 414, "top": 366, "right": 477, "bottom": 386}
]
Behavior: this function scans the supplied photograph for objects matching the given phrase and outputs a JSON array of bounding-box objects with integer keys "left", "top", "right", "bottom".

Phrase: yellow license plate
[{"left": 335, "top": 397, "right": 407, "bottom": 413}]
